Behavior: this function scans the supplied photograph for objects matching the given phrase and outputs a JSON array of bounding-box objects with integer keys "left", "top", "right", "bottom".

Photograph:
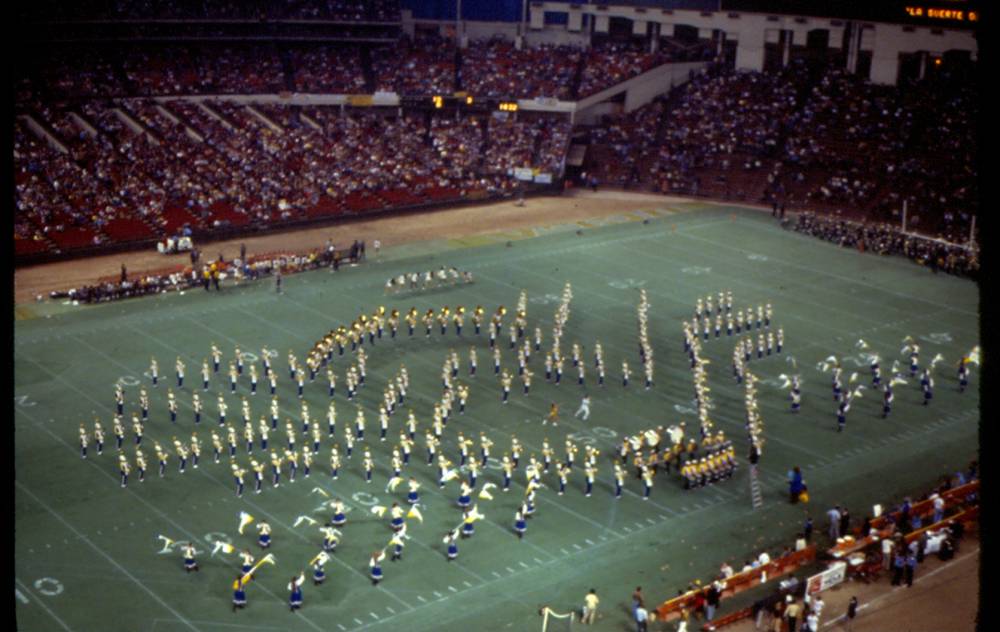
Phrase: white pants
[{"left": 575, "top": 405, "right": 590, "bottom": 420}]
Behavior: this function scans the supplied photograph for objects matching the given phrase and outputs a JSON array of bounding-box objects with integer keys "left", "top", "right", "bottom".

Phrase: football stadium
[{"left": 14, "top": 2, "right": 981, "bottom": 632}]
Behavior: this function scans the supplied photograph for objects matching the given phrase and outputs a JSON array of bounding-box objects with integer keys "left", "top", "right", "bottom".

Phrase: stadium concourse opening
[{"left": 15, "top": 2, "right": 979, "bottom": 631}]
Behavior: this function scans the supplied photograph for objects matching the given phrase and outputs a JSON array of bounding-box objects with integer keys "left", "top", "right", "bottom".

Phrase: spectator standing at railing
[
  {"left": 932, "top": 493, "right": 945, "bottom": 523},
  {"left": 784, "top": 597, "right": 802, "bottom": 632},
  {"left": 705, "top": 581, "right": 722, "bottom": 621},
  {"left": 904, "top": 552, "right": 918, "bottom": 587},
  {"left": 891, "top": 552, "right": 905, "bottom": 586},
  {"left": 827, "top": 506, "right": 842, "bottom": 540}
]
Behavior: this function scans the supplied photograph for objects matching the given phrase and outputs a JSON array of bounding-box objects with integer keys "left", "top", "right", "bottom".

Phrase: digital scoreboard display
[{"left": 904, "top": 6, "right": 978, "bottom": 21}]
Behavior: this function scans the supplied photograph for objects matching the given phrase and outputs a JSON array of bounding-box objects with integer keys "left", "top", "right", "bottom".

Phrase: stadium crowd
[
  {"left": 790, "top": 212, "right": 979, "bottom": 278},
  {"left": 15, "top": 99, "right": 570, "bottom": 255},
  {"left": 460, "top": 38, "right": 582, "bottom": 100},
  {"left": 49, "top": 243, "right": 366, "bottom": 304},
  {"left": 582, "top": 60, "right": 976, "bottom": 250},
  {"left": 18, "top": 0, "right": 402, "bottom": 22},
  {"left": 578, "top": 40, "right": 676, "bottom": 98},
  {"left": 15, "top": 34, "right": 975, "bottom": 265}
]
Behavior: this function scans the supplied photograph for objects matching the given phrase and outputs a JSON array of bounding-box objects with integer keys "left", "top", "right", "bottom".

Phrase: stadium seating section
[
  {"left": 15, "top": 23, "right": 975, "bottom": 259},
  {"left": 581, "top": 60, "right": 976, "bottom": 243}
]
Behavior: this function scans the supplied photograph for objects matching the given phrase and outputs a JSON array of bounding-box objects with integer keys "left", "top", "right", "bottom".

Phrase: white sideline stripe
[
  {"left": 16, "top": 482, "right": 201, "bottom": 632},
  {"left": 63, "top": 331, "right": 416, "bottom": 609},
  {"left": 14, "top": 359, "right": 366, "bottom": 632}
]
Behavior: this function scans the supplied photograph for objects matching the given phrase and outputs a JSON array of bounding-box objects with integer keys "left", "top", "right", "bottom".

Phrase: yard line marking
[
  {"left": 369, "top": 612, "right": 379, "bottom": 620},
  {"left": 491, "top": 572, "right": 501, "bottom": 579},
  {"left": 338, "top": 625, "right": 347, "bottom": 631},
  {"left": 534, "top": 557, "right": 544, "bottom": 564},
  {"left": 506, "top": 567, "right": 516, "bottom": 574},
  {"left": 433, "top": 591, "right": 443, "bottom": 598},
  {"left": 573, "top": 544, "right": 583, "bottom": 551},
  {"left": 623, "top": 526, "right": 632, "bottom": 532},
  {"left": 17, "top": 408, "right": 332, "bottom": 632},
  {"left": 463, "top": 581, "right": 473, "bottom": 588},
  {"left": 417, "top": 595, "right": 427, "bottom": 603},
  {"left": 386, "top": 607, "right": 395, "bottom": 614},
  {"left": 681, "top": 506, "right": 690, "bottom": 512},
  {"left": 354, "top": 618, "right": 363, "bottom": 626},
  {"left": 448, "top": 585, "right": 458, "bottom": 592},
  {"left": 560, "top": 548, "right": 569, "bottom": 555},
  {"left": 15, "top": 579, "right": 71, "bottom": 632},
  {"left": 599, "top": 535, "right": 608, "bottom": 541},
  {"left": 58, "top": 334, "right": 416, "bottom": 609},
  {"left": 646, "top": 518, "right": 656, "bottom": 525},
  {"left": 585, "top": 539, "right": 595, "bottom": 545},
  {"left": 17, "top": 481, "right": 202, "bottom": 632},
  {"left": 14, "top": 588, "right": 29, "bottom": 605},
  {"left": 519, "top": 561, "right": 530, "bottom": 569}
]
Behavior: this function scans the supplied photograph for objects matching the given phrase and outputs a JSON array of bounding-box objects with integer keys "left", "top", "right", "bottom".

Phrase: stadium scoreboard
[{"left": 401, "top": 95, "right": 518, "bottom": 112}]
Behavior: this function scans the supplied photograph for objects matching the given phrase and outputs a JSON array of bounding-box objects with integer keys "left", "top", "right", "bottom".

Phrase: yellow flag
[
  {"left": 406, "top": 505, "right": 424, "bottom": 523},
  {"left": 238, "top": 511, "right": 255, "bottom": 535}
]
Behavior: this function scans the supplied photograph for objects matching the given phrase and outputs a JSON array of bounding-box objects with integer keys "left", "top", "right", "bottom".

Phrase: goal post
[{"left": 540, "top": 606, "right": 576, "bottom": 632}]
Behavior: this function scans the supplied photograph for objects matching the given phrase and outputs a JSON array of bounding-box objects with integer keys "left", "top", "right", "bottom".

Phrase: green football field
[{"left": 14, "top": 203, "right": 980, "bottom": 632}]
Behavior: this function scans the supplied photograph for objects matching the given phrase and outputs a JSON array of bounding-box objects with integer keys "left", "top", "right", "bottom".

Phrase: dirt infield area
[{"left": 14, "top": 190, "right": 700, "bottom": 305}]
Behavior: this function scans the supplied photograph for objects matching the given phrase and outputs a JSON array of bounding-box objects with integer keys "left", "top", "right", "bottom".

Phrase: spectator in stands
[
  {"left": 784, "top": 597, "right": 802, "bottom": 632},
  {"left": 904, "top": 552, "right": 918, "bottom": 587},
  {"left": 827, "top": 506, "right": 842, "bottom": 540},
  {"left": 719, "top": 561, "right": 734, "bottom": 579},
  {"left": 705, "top": 580, "right": 722, "bottom": 621}
]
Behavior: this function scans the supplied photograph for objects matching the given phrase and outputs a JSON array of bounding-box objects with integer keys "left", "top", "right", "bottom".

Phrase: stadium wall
[
  {"left": 524, "top": 2, "right": 976, "bottom": 84},
  {"left": 574, "top": 60, "right": 707, "bottom": 124}
]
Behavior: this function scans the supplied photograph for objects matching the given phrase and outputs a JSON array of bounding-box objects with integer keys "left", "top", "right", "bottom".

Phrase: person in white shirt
[
  {"left": 805, "top": 612, "right": 819, "bottom": 631},
  {"left": 882, "top": 537, "right": 895, "bottom": 570}
]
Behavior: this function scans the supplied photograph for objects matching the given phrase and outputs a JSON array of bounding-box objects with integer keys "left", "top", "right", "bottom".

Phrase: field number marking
[
  {"left": 33, "top": 578, "right": 63, "bottom": 597},
  {"left": 608, "top": 278, "right": 646, "bottom": 290}
]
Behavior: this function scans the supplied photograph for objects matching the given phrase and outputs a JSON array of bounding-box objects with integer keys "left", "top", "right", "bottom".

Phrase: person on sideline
[{"left": 582, "top": 588, "right": 599, "bottom": 624}]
